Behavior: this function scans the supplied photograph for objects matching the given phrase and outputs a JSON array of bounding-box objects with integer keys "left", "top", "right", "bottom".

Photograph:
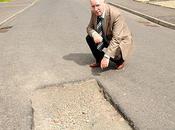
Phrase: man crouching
[{"left": 86, "top": 0, "right": 133, "bottom": 70}]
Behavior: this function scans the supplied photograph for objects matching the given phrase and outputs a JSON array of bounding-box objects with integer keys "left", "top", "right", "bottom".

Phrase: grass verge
[{"left": 0, "top": 0, "right": 11, "bottom": 2}]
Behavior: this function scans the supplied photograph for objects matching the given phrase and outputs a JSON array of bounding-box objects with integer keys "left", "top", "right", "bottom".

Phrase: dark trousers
[{"left": 86, "top": 35, "right": 124, "bottom": 64}]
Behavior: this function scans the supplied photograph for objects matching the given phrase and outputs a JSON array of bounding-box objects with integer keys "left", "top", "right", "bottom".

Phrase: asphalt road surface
[{"left": 0, "top": 0, "right": 175, "bottom": 130}]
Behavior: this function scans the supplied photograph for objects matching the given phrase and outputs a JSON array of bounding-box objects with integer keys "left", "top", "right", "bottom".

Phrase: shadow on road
[
  {"left": 63, "top": 53, "right": 116, "bottom": 76},
  {"left": 63, "top": 53, "right": 94, "bottom": 66}
]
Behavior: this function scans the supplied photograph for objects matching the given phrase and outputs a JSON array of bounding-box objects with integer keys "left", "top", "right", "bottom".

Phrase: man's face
[{"left": 90, "top": 0, "right": 105, "bottom": 16}]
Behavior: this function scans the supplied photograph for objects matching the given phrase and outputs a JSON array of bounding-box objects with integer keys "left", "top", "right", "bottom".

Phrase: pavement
[
  {"left": 0, "top": 0, "right": 175, "bottom": 130},
  {"left": 109, "top": 0, "right": 175, "bottom": 29}
]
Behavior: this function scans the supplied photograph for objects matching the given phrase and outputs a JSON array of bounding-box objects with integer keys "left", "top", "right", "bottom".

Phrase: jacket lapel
[
  {"left": 94, "top": 15, "right": 97, "bottom": 30},
  {"left": 103, "top": 4, "right": 110, "bottom": 36}
]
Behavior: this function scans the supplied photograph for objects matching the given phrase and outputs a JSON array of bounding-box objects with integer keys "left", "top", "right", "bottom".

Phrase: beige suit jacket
[{"left": 87, "top": 4, "right": 133, "bottom": 60}]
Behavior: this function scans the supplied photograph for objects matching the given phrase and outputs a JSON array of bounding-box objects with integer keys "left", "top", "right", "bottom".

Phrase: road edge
[
  {"left": 0, "top": 0, "right": 40, "bottom": 26},
  {"left": 108, "top": 2, "right": 175, "bottom": 30}
]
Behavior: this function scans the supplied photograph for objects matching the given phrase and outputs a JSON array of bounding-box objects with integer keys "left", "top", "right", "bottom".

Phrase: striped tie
[
  {"left": 96, "top": 16, "right": 104, "bottom": 51},
  {"left": 96, "top": 16, "right": 103, "bottom": 36}
]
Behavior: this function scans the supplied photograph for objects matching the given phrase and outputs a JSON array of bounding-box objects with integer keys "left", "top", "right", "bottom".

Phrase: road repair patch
[{"left": 31, "top": 79, "right": 132, "bottom": 130}]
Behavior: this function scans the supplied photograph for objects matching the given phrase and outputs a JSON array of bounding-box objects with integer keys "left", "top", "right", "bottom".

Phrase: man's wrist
[
  {"left": 104, "top": 54, "right": 110, "bottom": 59},
  {"left": 92, "top": 31, "right": 98, "bottom": 38}
]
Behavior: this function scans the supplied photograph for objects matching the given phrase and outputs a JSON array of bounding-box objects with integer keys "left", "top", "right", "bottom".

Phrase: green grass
[{"left": 0, "top": 0, "right": 11, "bottom": 2}]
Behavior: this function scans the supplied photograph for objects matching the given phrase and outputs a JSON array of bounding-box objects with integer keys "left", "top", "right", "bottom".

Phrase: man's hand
[
  {"left": 100, "top": 57, "right": 109, "bottom": 69},
  {"left": 93, "top": 33, "right": 103, "bottom": 44}
]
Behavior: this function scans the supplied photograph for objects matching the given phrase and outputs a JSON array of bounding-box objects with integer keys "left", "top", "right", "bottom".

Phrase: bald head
[
  {"left": 90, "top": 0, "right": 105, "bottom": 16},
  {"left": 90, "top": 0, "right": 105, "bottom": 4}
]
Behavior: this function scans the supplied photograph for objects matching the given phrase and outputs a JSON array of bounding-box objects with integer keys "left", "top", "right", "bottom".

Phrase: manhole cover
[{"left": 31, "top": 79, "right": 132, "bottom": 130}]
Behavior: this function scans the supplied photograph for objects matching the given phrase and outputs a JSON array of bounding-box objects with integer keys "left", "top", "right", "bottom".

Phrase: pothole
[
  {"left": 31, "top": 79, "right": 133, "bottom": 130},
  {"left": 0, "top": 26, "right": 13, "bottom": 33}
]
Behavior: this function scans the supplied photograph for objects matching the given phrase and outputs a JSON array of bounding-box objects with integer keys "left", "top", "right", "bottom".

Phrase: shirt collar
[
  {"left": 98, "top": 8, "right": 105, "bottom": 19},
  {"left": 101, "top": 9, "right": 105, "bottom": 19}
]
